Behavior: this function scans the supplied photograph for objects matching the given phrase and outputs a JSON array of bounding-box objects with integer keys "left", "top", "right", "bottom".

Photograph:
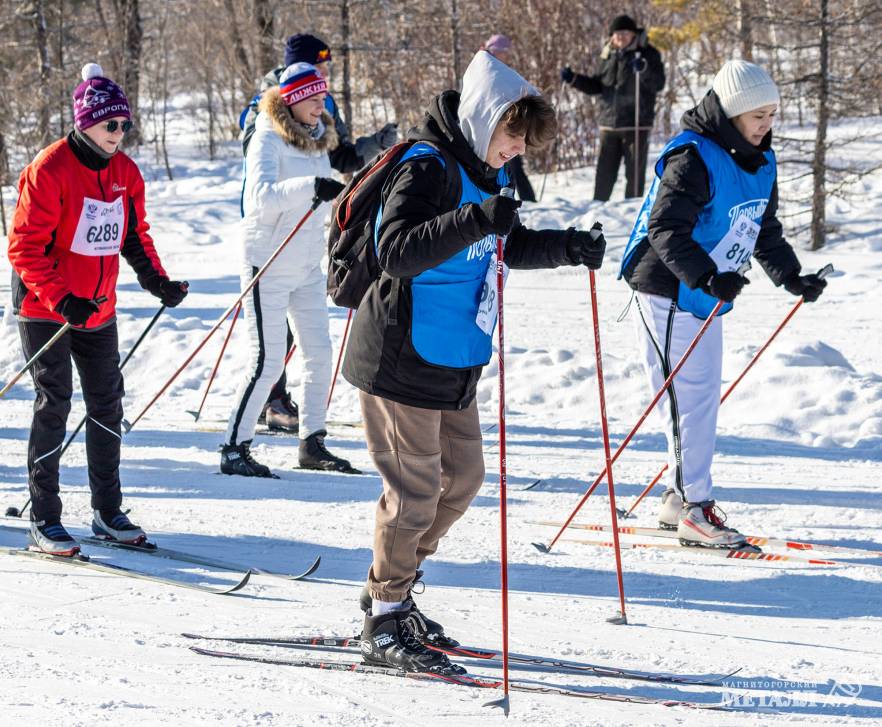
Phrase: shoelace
[
  {"left": 241, "top": 444, "right": 263, "bottom": 467},
  {"left": 702, "top": 504, "right": 733, "bottom": 531}
]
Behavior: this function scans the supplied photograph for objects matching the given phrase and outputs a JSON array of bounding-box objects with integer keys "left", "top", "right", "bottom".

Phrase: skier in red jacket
[{"left": 7, "top": 63, "right": 188, "bottom": 555}]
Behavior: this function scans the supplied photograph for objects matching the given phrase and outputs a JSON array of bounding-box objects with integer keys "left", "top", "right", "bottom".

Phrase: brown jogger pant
[{"left": 360, "top": 391, "right": 485, "bottom": 602}]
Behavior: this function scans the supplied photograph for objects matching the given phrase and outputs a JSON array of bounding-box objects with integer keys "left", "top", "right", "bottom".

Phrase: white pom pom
[{"left": 81, "top": 63, "right": 103, "bottom": 81}]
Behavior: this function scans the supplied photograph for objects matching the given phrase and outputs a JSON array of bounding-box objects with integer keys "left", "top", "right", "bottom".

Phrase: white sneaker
[
  {"left": 657, "top": 488, "right": 682, "bottom": 530},
  {"left": 677, "top": 501, "right": 748, "bottom": 548}
]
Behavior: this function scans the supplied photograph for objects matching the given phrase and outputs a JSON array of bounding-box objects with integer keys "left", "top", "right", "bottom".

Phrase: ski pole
[
  {"left": 586, "top": 226, "right": 628, "bottom": 624},
  {"left": 123, "top": 200, "right": 320, "bottom": 432},
  {"left": 485, "top": 188, "right": 514, "bottom": 716},
  {"left": 534, "top": 298, "right": 726, "bottom": 554},
  {"left": 619, "top": 263, "right": 835, "bottom": 518},
  {"left": 7, "top": 302, "right": 167, "bottom": 519},
  {"left": 0, "top": 295, "right": 108, "bottom": 399},
  {"left": 632, "top": 52, "right": 642, "bottom": 198},
  {"left": 326, "top": 308, "right": 353, "bottom": 410},
  {"left": 188, "top": 302, "right": 241, "bottom": 422}
]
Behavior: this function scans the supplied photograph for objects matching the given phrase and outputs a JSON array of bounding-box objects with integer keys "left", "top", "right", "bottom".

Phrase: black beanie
[
  {"left": 609, "top": 15, "right": 638, "bottom": 34},
  {"left": 284, "top": 33, "right": 331, "bottom": 66}
]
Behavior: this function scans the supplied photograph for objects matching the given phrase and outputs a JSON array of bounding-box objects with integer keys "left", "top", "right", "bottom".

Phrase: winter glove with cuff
[
  {"left": 783, "top": 272, "right": 827, "bottom": 303},
  {"left": 374, "top": 123, "right": 399, "bottom": 150},
  {"left": 314, "top": 177, "right": 346, "bottom": 203},
  {"left": 145, "top": 277, "right": 189, "bottom": 307},
  {"left": 476, "top": 194, "right": 522, "bottom": 237},
  {"left": 628, "top": 56, "right": 648, "bottom": 73},
  {"left": 702, "top": 271, "right": 749, "bottom": 303},
  {"left": 57, "top": 294, "right": 100, "bottom": 326},
  {"left": 566, "top": 222, "right": 607, "bottom": 270}
]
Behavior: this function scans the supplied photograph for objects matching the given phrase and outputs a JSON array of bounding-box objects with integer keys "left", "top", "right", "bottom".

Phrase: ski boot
[
  {"left": 91, "top": 509, "right": 148, "bottom": 545},
  {"left": 261, "top": 393, "right": 299, "bottom": 435},
  {"left": 360, "top": 609, "right": 463, "bottom": 675},
  {"left": 299, "top": 430, "right": 360, "bottom": 474},
  {"left": 220, "top": 440, "right": 278, "bottom": 478},
  {"left": 657, "top": 488, "right": 682, "bottom": 531},
  {"left": 678, "top": 500, "right": 752, "bottom": 549},
  {"left": 359, "top": 570, "right": 460, "bottom": 649},
  {"left": 29, "top": 519, "right": 80, "bottom": 556}
]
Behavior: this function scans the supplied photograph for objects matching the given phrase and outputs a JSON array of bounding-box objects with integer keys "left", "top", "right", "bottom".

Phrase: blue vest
[
  {"left": 375, "top": 142, "right": 508, "bottom": 369},
  {"left": 620, "top": 130, "right": 776, "bottom": 319}
]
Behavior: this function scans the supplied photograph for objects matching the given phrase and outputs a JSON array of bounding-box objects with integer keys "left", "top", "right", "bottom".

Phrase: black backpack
[{"left": 327, "top": 141, "right": 453, "bottom": 309}]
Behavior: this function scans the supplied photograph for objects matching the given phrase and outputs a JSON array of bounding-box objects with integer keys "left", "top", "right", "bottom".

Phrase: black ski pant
[
  {"left": 593, "top": 128, "right": 651, "bottom": 202},
  {"left": 19, "top": 320, "right": 124, "bottom": 522}
]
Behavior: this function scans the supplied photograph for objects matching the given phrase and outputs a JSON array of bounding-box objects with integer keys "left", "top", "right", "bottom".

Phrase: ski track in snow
[{"left": 1, "top": 118, "right": 881, "bottom": 725}]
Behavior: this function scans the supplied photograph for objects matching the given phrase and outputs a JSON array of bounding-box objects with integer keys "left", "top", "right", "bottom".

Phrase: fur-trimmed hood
[{"left": 257, "top": 87, "right": 339, "bottom": 153}]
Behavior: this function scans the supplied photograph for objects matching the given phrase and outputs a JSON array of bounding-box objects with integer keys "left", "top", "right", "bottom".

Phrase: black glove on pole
[
  {"left": 566, "top": 222, "right": 607, "bottom": 270},
  {"left": 314, "top": 177, "right": 346, "bottom": 203},
  {"left": 704, "top": 271, "right": 750, "bottom": 303},
  {"left": 478, "top": 193, "right": 522, "bottom": 236},
  {"left": 784, "top": 271, "right": 828, "bottom": 303}
]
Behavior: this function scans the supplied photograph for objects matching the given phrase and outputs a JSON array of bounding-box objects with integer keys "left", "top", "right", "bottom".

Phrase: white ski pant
[
  {"left": 225, "top": 264, "right": 331, "bottom": 445},
  {"left": 632, "top": 292, "right": 722, "bottom": 504}
]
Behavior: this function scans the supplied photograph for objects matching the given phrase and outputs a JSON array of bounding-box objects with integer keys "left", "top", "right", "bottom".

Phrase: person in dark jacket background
[
  {"left": 561, "top": 14, "right": 665, "bottom": 201},
  {"left": 344, "top": 51, "right": 606, "bottom": 675},
  {"left": 619, "top": 60, "right": 827, "bottom": 549}
]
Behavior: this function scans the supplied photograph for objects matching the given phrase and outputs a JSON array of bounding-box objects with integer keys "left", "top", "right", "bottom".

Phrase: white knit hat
[{"left": 712, "top": 60, "right": 779, "bottom": 118}]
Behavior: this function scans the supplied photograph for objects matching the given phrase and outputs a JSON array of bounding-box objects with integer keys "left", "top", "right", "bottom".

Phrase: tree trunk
[
  {"left": 810, "top": 0, "right": 829, "bottom": 251},
  {"left": 738, "top": 0, "right": 754, "bottom": 60},
  {"left": 0, "top": 131, "right": 8, "bottom": 236},
  {"left": 223, "top": 0, "right": 253, "bottom": 95},
  {"left": 449, "top": 0, "right": 461, "bottom": 88},
  {"left": 254, "top": 0, "right": 275, "bottom": 74},
  {"left": 120, "top": 0, "right": 143, "bottom": 146},
  {"left": 31, "top": 0, "right": 53, "bottom": 147},
  {"left": 341, "top": 0, "right": 353, "bottom": 126}
]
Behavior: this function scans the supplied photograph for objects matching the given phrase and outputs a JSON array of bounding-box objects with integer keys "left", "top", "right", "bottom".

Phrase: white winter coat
[{"left": 240, "top": 88, "right": 338, "bottom": 276}]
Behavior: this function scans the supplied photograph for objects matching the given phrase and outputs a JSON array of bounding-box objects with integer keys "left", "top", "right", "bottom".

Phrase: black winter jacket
[
  {"left": 342, "top": 91, "right": 579, "bottom": 410},
  {"left": 622, "top": 91, "right": 801, "bottom": 300},
  {"left": 568, "top": 30, "right": 665, "bottom": 129}
]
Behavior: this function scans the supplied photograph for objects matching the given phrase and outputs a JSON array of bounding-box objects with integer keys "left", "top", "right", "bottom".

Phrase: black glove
[
  {"left": 560, "top": 66, "right": 575, "bottom": 84},
  {"left": 784, "top": 272, "right": 827, "bottom": 303},
  {"left": 374, "top": 123, "right": 398, "bottom": 150},
  {"left": 477, "top": 194, "right": 522, "bottom": 236},
  {"left": 703, "top": 271, "right": 749, "bottom": 303},
  {"left": 629, "top": 56, "right": 648, "bottom": 73},
  {"left": 314, "top": 177, "right": 346, "bottom": 203},
  {"left": 158, "top": 279, "right": 189, "bottom": 307},
  {"left": 566, "top": 222, "right": 606, "bottom": 270},
  {"left": 58, "top": 294, "right": 100, "bottom": 326}
]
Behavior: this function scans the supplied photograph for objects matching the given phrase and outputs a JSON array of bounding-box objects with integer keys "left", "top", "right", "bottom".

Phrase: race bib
[
  {"left": 709, "top": 214, "right": 759, "bottom": 273},
  {"left": 71, "top": 196, "right": 125, "bottom": 256},
  {"left": 475, "top": 252, "right": 509, "bottom": 335}
]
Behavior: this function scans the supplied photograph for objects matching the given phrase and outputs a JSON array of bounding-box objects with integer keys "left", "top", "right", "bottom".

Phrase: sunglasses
[{"left": 104, "top": 120, "right": 134, "bottom": 133}]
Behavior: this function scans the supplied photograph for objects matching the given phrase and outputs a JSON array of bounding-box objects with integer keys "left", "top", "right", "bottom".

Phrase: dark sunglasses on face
[{"left": 104, "top": 120, "right": 133, "bottom": 133}]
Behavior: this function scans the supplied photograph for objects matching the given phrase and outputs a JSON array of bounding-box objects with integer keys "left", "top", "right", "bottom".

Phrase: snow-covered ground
[{"left": 1, "top": 116, "right": 880, "bottom": 726}]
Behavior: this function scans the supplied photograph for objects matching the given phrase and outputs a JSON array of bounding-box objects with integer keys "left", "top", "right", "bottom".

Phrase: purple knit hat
[
  {"left": 482, "top": 34, "right": 513, "bottom": 55},
  {"left": 72, "top": 63, "right": 131, "bottom": 131}
]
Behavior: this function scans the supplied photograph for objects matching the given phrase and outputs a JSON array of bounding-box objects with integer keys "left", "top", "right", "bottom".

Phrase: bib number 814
[
  {"left": 86, "top": 223, "right": 120, "bottom": 244},
  {"left": 725, "top": 241, "right": 752, "bottom": 268}
]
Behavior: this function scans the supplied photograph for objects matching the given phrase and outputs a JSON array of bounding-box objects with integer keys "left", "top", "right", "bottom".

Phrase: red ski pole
[
  {"left": 326, "top": 308, "right": 353, "bottom": 410},
  {"left": 586, "top": 227, "right": 627, "bottom": 624},
  {"left": 123, "top": 200, "right": 320, "bottom": 432},
  {"left": 485, "top": 189, "right": 514, "bottom": 716},
  {"left": 188, "top": 301, "right": 242, "bottom": 422},
  {"left": 619, "top": 263, "right": 834, "bottom": 518},
  {"left": 534, "top": 298, "right": 726, "bottom": 554}
]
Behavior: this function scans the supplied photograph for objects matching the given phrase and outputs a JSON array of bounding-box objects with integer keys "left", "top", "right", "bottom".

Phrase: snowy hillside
[{"left": 0, "top": 115, "right": 880, "bottom": 726}]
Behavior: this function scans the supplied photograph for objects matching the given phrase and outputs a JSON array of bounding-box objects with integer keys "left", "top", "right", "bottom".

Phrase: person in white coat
[{"left": 220, "top": 62, "right": 355, "bottom": 478}]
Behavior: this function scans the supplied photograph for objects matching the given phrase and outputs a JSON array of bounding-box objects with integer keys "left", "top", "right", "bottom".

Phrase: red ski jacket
[{"left": 8, "top": 135, "right": 166, "bottom": 329}]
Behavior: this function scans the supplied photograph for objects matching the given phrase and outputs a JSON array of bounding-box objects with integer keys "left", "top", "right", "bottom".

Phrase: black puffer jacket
[
  {"left": 568, "top": 30, "right": 665, "bottom": 129},
  {"left": 622, "top": 91, "right": 801, "bottom": 299},
  {"left": 342, "top": 91, "right": 579, "bottom": 410}
]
